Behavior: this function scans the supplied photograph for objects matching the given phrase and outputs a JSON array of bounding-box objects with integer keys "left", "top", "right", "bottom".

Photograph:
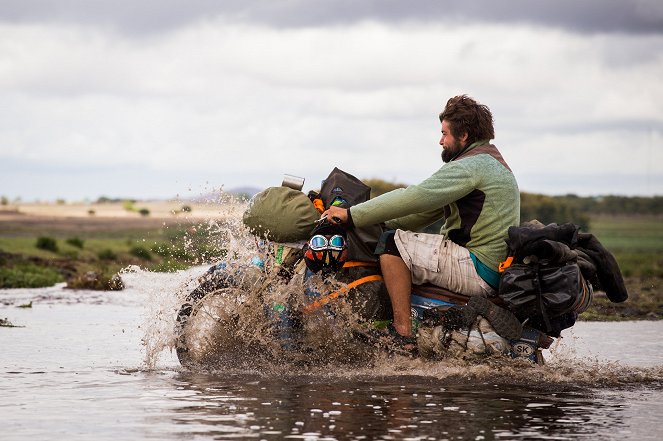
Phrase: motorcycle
[
  {"left": 174, "top": 240, "right": 552, "bottom": 368},
  {"left": 172, "top": 169, "right": 595, "bottom": 368}
]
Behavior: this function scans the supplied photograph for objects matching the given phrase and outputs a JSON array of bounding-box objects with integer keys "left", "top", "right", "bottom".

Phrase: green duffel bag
[{"left": 242, "top": 186, "right": 319, "bottom": 242}]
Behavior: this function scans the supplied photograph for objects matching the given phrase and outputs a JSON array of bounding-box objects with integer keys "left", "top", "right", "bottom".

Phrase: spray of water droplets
[{"left": 135, "top": 192, "right": 663, "bottom": 387}]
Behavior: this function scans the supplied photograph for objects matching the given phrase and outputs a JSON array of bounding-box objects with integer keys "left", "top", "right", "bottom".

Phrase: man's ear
[{"left": 460, "top": 132, "right": 469, "bottom": 145}]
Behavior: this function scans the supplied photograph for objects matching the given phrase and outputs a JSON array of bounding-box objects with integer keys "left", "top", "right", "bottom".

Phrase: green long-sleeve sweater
[{"left": 349, "top": 142, "right": 520, "bottom": 271}]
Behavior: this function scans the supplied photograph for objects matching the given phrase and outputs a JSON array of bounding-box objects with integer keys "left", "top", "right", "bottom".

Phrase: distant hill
[
  {"left": 186, "top": 186, "right": 262, "bottom": 203},
  {"left": 227, "top": 186, "right": 261, "bottom": 198}
]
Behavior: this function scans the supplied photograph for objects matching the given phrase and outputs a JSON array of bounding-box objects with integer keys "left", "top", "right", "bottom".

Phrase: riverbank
[
  {"left": 0, "top": 200, "right": 243, "bottom": 290},
  {"left": 0, "top": 204, "right": 660, "bottom": 320}
]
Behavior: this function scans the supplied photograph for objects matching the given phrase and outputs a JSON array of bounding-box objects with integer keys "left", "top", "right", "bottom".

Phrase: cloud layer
[
  {"left": 1, "top": 2, "right": 662, "bottom": 200},
  {"left": 3, "top": 0, "right": 663, "bottom": 34}
]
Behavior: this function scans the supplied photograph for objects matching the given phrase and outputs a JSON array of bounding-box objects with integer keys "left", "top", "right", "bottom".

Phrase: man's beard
[{"left": 441, "top": 139, "right": 464, "bottom": 163}]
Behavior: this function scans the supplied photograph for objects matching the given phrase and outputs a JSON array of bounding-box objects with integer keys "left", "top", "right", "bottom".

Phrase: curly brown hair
[{"left": 438, "top": 95, "right": 494, "bottom": 145}]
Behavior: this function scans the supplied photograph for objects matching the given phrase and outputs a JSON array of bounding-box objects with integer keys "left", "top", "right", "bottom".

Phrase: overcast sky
[{"left": 1, "top": 0, "right": 662, "bottom": 201}]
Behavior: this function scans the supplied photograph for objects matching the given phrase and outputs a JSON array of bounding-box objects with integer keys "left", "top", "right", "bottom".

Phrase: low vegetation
[
  {"left": 36, "top": 236, "right": 58, "bottom": 252},
  {"left": 0, "top": 260, "right": 63, "bottom": 289},
  {"left": 579, "top": 214, "right": 663, "bottom": 321},
  {"left": 129, "top": 246, "right": 152, "bottom": 261},
  {"left": 0, "top": 213, "right": 228, "bottom": 290},
  {"left": 0, "top": 192, "right": 660, "bottom": 321},
  {"left": 66, "top": 236, "right": 85, "bottom": 249}
]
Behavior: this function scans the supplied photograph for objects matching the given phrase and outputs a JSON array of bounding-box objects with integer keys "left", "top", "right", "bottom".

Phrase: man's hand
[{"left": 321, "top": 206, "right": 348, "bottom": 225}]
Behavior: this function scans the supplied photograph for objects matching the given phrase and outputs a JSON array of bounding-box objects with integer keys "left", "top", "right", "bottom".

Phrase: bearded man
[{"left": 322, "top": 95, "right": 520, "bottom": 348}]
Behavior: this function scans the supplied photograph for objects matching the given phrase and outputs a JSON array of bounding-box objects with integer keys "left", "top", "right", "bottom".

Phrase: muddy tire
[{"left": 175, "top": 266, "right": 267, "bottom": 367}]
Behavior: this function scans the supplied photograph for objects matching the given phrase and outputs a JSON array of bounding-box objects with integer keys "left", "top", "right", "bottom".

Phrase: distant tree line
[
  {"left": 363, "top": 178, "right": 663, "bottom": 231},
  {"left": 363, "top": 178, "right": 410, "bottom": 199},
  {"left": 97, "top": 196, "right": 136, "bottom": 204},
  {"left": 521, "top": 194, "right": 663, "bottom": 230},
  {"left": 556, "top": 194, "right": 663, "bottom": 216},
  {"left": 520, "top": 193, "right": 591, "bottom": 230}
]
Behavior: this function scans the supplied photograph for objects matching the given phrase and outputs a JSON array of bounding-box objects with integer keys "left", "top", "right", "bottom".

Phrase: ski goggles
[{"left": 308, "top": 234, "right": 346, "bottom": 251}]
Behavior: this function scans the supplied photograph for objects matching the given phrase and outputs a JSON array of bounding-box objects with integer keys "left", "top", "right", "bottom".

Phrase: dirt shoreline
[
  {"left": 0, "top": 200, "right": 244, "bottom": 219},
  {"left": 0, "top": 202, "right": 244, "bottom": 235}
]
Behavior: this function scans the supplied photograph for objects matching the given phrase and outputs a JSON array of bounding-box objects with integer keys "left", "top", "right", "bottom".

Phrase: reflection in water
[{"left": 162, "top": 371, "right": 647, "bottom": 440}]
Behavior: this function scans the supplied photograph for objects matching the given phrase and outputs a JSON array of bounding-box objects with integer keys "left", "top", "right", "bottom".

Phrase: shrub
[
  {"left": 65, "top": 270, "right": 124, "bottom": 291},
  {"left": 97, "top": 249, "right": 117, "bottom": 260},
  {"left": 181, "top": 205, "right": 192, "bottom": 213},
  {"left": 0, "top": 263, "right": 63, "bottom": 288},
  {"left": 123, "top": 200, "right": 136, "bottom": 211},
  {"left": 129, "top": 246, "right": 152, "bottom": 261},
  {"left": 66, "top": 237, "right": 85, "bottom": 249},
  {"left": 138, "top": 208, "right": 150, "bottom": 217},
  {"left": 88, "top": 209, "right": 96, "bottom": 216},
  {"left": 36, "top": 236, "right": 58, "bottom": 252}
]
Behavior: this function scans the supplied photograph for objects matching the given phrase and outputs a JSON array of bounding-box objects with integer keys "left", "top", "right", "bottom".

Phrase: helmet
[{"left": 303, "top": 220, "right": 348, "bottom": 273}]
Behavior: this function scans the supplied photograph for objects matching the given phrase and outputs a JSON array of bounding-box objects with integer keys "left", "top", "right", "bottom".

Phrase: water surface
[{"left": 2, "top": 270, "right": 662, "bottom": 440}]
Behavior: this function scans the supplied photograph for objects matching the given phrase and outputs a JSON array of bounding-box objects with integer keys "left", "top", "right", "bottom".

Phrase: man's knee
[{"left": 379, "top": 254, "right": 412, "bottom": 281}]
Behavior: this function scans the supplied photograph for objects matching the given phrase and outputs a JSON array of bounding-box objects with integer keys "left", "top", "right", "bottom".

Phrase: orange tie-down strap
[
  {"left": 342, "top": 261, "right": 378, "bottom": 268},
  {"left": 302, "top": 274, "right": 383, "bottom": 315}
]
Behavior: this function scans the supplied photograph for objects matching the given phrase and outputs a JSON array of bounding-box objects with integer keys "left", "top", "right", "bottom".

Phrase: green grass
[
  {"left": 578, "top": 214, "right": 663, "bottom": 320},
  {"left": 610, "top": 251, "right": 663, "bottom": 278},
  {"left": 0, "top": 236, "right": 185, "bottom": 265},
  {"left": 0, "top": 221, "right": 229, "bottom": 288},
  {"left": 588, "top": 215, "right": 663, "bottom": 252},
  {"left": 587, "top": 215, "right": 663, "bottom": 278},
  {"left": 0, "top": 263, "right": 63, "bottom": 288},
  {"left": 0, "top": 237, "right": 62, "bottom": 259},
  {"left": 2, "top": 212, "right": 661, "bottom": 312}
]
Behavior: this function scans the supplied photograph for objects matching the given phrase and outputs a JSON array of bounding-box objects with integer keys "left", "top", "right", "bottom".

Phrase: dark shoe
[
  {"left": 463, "top": 296, "right": 523, "bottom": 341},
  {"left": 354, "top": 323, "right": 417, "bottom": 357}
]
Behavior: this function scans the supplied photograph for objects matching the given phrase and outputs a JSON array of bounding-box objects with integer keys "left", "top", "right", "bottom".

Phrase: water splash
[
  {"left": 137, "top": 191, "right": 259, "bottom": 369},
  {"left": 138, "top": 193, "right": 663, "bottom": 388}
]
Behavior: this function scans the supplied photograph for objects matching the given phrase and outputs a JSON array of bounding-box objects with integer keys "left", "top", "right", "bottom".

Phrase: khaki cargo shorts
[{"left": 393, "top": 230, "right": 495, "bottom": 297}]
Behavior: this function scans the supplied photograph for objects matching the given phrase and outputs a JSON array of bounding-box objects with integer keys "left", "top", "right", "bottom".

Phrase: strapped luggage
[
  {"left": 306, "top": 168, "right": 391, "bottom": 321},
  {"left": 498, "top": 222, "right": 593, "bottom": 336},
  {"left": 317, "top": 167, "right": 384, "bottom": 263},
  {"left": 242, "top": 186, "right": 319, "bottom": 243}
]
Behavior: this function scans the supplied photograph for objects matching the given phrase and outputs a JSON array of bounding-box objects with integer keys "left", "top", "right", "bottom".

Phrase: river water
[{"left": 2, "top": 268, "right": 662, "bottom": 441}]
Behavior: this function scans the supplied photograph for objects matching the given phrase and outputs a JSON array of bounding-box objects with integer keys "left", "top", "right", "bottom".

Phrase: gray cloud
[
  {"left": 1, "top": 3, "right": 661, "bottom": 200},
  {"left": 1, "top": 0, "right": 662, "bottom": 34}
]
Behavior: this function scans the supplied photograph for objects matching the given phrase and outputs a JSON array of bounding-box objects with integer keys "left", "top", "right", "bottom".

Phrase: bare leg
[{"left": 379, "top": 254, "right": 413, "bottom": 337}]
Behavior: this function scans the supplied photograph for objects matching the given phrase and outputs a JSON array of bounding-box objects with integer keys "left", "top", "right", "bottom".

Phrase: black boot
[{"left": 463, "top": 296, "right": 523, "bottom": 341}]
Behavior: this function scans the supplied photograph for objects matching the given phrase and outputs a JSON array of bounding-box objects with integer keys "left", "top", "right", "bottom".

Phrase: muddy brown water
[{"left": 2, "top": 269, "right": 662, "bottom": 441}]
